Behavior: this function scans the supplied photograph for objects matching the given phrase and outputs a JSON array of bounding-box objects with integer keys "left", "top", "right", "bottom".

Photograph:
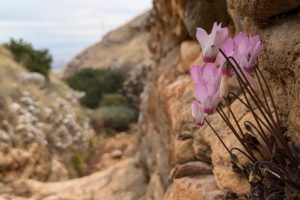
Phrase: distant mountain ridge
[{"left": 64, "top": 11, "right": 151, "bottom": 77}]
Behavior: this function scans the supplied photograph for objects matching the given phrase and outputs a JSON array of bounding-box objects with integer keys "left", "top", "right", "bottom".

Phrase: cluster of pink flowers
[{"left": 191, "top": 22, "right": 263, "bottom": 126}]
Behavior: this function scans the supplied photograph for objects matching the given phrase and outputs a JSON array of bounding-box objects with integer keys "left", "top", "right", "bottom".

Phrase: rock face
[
  {"left": 228, "top": 5, "right": 300, "bottom": 144},
  {"left": 64, "top": 11, "right": 152, "bottom": 77},
  {"left": 164, "top": 176, "right": 225, "bottom": 200},
  {"left": 138, "top": 0, "right": 300, "bottom": 198},
  {"left": 148, "top": 0, "right": 230, "bottom": 60},
  {"left": 227, "top": 0, "right": 300, "bottom": 20}
]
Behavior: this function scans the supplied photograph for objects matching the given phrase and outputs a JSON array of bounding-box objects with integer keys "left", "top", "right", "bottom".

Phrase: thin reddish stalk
[
  {"left": 228, "top": 92, "right": 274, "bottom": 136},
  {"left": 230, "top": 147, "right": 255, "bottom": 163},
  {"left": 255, "top": 66, "right": 280, "bottom": 125},
  {"left": 220, "top": 51, "right": 289, "bottom": 150},
  {"left": 216, "top": 107, "right": 257, "bottom": 161},
  {"left": 226, "top": 103, "right": 258, "bottom": 161},
  {"left": 204, "top": 118, "right": 231, "bottom": 154},
  {"left": 220, "top": 51, "right": 297, "bottom": 165},
  {"left": 253, "top": 67, "right": 273, "bottom": 119},
  {"left": 244, "top": 121, "right": 272, "bottom": 154},
  {"left": 237, "top": 74, "right": 297, "bottom": 164}
]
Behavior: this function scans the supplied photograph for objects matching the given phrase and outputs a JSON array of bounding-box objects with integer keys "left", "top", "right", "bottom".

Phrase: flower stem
[
  {"left": 230, "top": 147, "right": 255, "bottom": 163},
  {"left": 216, "top": 107, "right": 257, "bottom": 161},
  {"left": 204, "top": 118, "right": 231, "bottom": 154}
]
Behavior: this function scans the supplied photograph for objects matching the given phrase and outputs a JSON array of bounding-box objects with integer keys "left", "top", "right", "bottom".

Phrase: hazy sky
[{"left": 0, "top": 0, "right": 152, "bottom": 70}]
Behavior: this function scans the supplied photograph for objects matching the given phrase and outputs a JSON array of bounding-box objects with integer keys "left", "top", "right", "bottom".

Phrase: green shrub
[
  {"left": 65, "top": 68, "right": 124, "bottom": 108},
  {"left": 70, "top": 151, "right": 86, "bottom": 177},
  {"left": 4, "top": 38, "right": 52, "bottom": 78},
  {"left": 99, "top": 93, "right": 128, "bottom": 106},
  {"left": 91, "top": 105, "right": 136, "bottom": 132}
]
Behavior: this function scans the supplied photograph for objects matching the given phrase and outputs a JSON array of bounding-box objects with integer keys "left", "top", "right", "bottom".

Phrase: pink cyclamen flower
[
  {"left": 191, "top": 64, "right": 222, "bottom": 114},
  {"left": 196, "top": 22, "right": 229, "bottom": 63},
  {"left": 216, "top": 36, "right": 259, "bottom": 90},
  {"left": 234, "top": 32, "right": 263, "bottom": 73},
  {"left": 192, "top": 101, "right": 207, "bottom": 126}
]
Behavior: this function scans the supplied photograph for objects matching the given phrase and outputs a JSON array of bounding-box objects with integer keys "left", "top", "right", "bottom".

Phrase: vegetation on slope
[
  {"left": 4, "top": 38, "right": 52, "bottom": 78},
  {"left": 66, "top": 68, "right": 137, "bottom": 132}
]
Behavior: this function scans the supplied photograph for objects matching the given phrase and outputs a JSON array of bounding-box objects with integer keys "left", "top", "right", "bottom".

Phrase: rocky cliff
[{"left": 138, "top": 0, "right": 300, "bottom": 199}]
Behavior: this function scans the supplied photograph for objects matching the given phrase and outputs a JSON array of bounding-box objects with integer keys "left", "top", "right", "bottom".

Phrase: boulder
[
  {"left": 19, "top": 72, "right": 45, "bottom": 87},
  {"left": 164, "top": 176, "right": 225, "bottom": 200}
]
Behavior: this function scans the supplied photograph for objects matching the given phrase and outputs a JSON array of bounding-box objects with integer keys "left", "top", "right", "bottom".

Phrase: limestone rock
[
  {"left": 164, "top": 176, "right": 225, "bottom": 200},
  {"left": 148, "top": 0, "right": 230, "bottom": 59},
  {"left": 227, "top": 0, "right": 300, "bottom": 20},
  {"left": 229, "top": 7, "right": 300, "bottom": 145},
  {"left": 174, "top": 138, "right": 195, "bottom": 164},
  {"left": 5, "top": 158, "right": 146, "bottom": 200},
  {"left": 182, "top": 0, "right": 230, "bottom": 39},
  {"left": 139, "top": 0, "right": 300, "bottom": 198},
  {"left": 169, "top": 161, "right": 212, "bottom": 181},
  {"left": 177, "top": 41, "right": 201, "bottom": 73},
  {"left": 0, "top": 143, "right": 50, "bottom": 182},
  {"left": 19, "top": 72, "right": 46, "bottom": 87},
  {"left": 110, "top": 149, "right": 123, "bottom": 159},
  {"left": 47, "top": 159, "right": 69, "bottom": 182},
  {"left": 145, "top": 172, "right": 166, "bottom": 200}
]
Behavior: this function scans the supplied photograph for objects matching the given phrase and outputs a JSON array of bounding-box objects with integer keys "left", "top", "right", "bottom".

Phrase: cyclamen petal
[
  {"left": 196, "top": 22, "right": 229, "bottom": 63},
  {"left": 192, "top": 101, "right": 207, "bottom": 126},
  {"left": 233, "top": 33, "right": 263, "bottom": 71},
  {"left": 195, "top": 81, "right": 207, "bottom": 104},
  {"left": 216, "top": 38, "right": 235, "bottom": 67},
  {"left": 190, "top": 65, "right": 205, "bottom": 83},
  {"left": 215, "top": 32, "right": 262, "bottom": 89},
  {"left": 191, "top": 64, "right": 222, "bottom": 115},
  {"left": 196, "top": 29, "right": 208, "bottom": 52}
]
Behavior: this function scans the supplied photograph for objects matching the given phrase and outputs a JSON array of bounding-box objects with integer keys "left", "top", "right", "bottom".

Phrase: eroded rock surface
[
  {"left": 228, "top": 0, "right": 300, "bottom": 20},
  {"left": 138, "top": 0, "right": 300, "bottom": 198},
  {"left": 1, "top": 158, "right": 146, "bottom": 200}
]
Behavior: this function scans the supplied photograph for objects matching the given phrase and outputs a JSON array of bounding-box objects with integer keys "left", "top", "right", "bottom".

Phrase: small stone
[
  {"left": 20, "top": 96, "right": 34, "bottom": 106},
  {"left": 0, "top": 130, "right": 10, "bottom": 142},
  {"left": 110, "top": 149, "right": 123, "bottom": 159},
  {"left": 19, "top": 72, "right": 45, "bottom": 87},
  {"left": 28, "top": 105, "right": 38, "bottom": 115},
  {"left": 10, "top": 103, "right": 21, "bottom": 113}
]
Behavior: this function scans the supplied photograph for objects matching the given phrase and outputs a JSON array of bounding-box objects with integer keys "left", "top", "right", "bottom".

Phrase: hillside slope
[
  {"left": 0, "top": 46, "right": 93, "bottom": 183},
  {"left": 64, "top": 11, "right": 151, "bottom": 77}
]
